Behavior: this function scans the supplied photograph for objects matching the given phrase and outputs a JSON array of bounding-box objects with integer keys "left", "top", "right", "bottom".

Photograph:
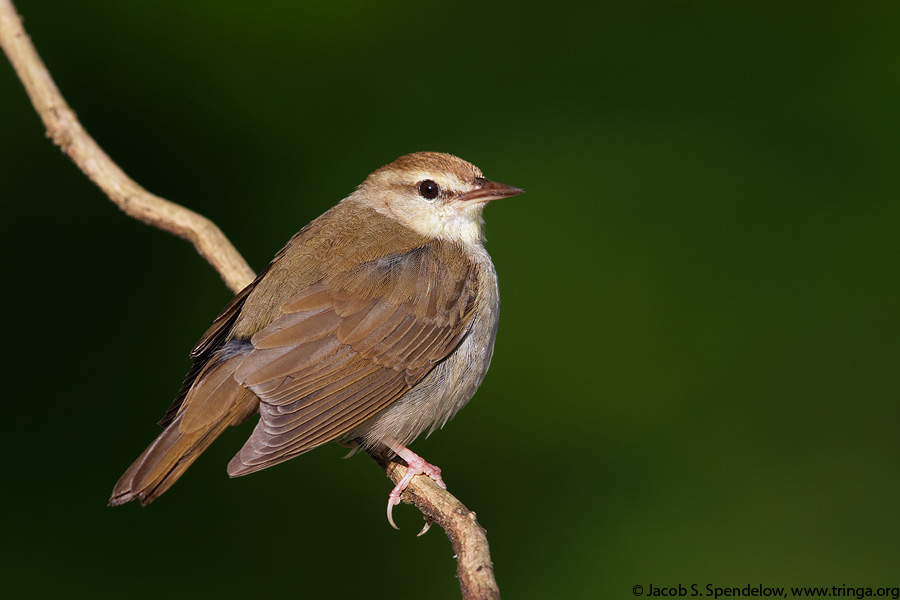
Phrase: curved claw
[
  {"left": 416, "top": 519, "right": 433, "bottom": 537},
  {"left": 386, "top": 468, "right": 415, "bottom": 529},
  {"left": 387, "top": 495, "right": 401, "bottom": 530},
  {"left": 338, "top": 440, "right": 361, "bottom": 459}
]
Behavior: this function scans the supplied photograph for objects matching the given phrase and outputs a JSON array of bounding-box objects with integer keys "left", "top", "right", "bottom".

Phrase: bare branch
[
  {"left": 0, "top": 0, "right": 254, "bottom": 294},
  {"left": 367, "top": 447, "right": 501, "bottom": 600},
  {"left": 0, "top": 1, "right": 500, "bottom": 598}
]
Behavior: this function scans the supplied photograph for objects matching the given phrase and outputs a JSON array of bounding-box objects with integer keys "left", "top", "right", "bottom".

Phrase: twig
[
  {"left": 0, "top": 0, "right": 253, "bottom": 294},
  {"left": 368, "top": 447, "right": 501, "bottom": 600},
  {"left": 0, "top": 1, "right": 500, "bottom": 598}
]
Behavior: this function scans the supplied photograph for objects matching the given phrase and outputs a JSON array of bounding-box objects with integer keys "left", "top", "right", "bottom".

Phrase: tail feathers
[{"left": 109, "top": 357, "right": 257, "bottom": 506}]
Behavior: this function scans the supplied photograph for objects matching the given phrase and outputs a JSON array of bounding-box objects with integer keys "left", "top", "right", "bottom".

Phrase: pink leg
[{"left": 384, "top": 439, "right": 446, "bottom": 530}]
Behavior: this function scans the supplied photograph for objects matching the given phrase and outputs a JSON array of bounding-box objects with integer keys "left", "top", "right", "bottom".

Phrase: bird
[{"left": 109, "top": 151, "right": 523, "bottom": 527}]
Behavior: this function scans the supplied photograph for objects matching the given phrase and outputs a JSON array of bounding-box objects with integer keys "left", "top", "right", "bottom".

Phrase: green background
[{"left": 3, "top": 1, "right": 899, "bottom": 598}]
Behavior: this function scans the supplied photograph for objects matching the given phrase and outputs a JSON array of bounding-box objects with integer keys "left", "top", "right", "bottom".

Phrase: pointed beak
[{"left": 457, "top": 177, "right": 525, "bottom": 203}]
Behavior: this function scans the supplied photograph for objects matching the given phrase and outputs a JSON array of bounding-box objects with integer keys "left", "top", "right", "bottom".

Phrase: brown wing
[{"left": 227, "top": 241, "right": 479, "bottom": 476}]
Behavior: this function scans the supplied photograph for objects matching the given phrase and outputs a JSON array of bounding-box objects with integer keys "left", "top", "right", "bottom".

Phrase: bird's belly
[{"left": 351, "top": 255, "right": 499, "bottom": 449}]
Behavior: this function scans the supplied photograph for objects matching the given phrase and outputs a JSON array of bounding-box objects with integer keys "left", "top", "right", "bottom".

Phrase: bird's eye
[{"left": 418, "top": 179, "right": 440, "bottom": 200}]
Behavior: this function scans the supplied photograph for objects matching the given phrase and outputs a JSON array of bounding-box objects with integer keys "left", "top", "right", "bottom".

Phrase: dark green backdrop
[{"left": 3, "top": 1, "right": 899, "bottom": 598}]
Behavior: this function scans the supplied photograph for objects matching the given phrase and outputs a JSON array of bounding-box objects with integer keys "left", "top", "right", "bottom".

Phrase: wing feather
[
  {"left": 237, "top": 335, "right": 344, "bottom": 387},
  {"left": 227, "top": 238, "right": 479, "bottom": 476},
  {"left": 250, "top": 308, "right": 341, "bottom": 349}
]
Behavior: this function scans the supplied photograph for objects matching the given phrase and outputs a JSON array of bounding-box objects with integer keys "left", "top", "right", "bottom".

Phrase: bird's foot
[{"left": 385, "top": 442, "right": 446, "bottom": 530}]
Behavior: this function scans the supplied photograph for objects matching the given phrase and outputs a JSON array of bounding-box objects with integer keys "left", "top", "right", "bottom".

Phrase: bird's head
[{"left": 351, "top": 152, "right": 524, "bottom": 246}]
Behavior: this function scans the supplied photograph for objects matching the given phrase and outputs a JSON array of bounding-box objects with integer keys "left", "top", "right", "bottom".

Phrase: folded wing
[{"left": 227, "top": 241, "right": 478, "bottom": 476}]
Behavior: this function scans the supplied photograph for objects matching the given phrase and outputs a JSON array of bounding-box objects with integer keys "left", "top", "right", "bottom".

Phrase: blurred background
[{"left": 2, "top": 1, "right": 899, "bottom": 598}]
